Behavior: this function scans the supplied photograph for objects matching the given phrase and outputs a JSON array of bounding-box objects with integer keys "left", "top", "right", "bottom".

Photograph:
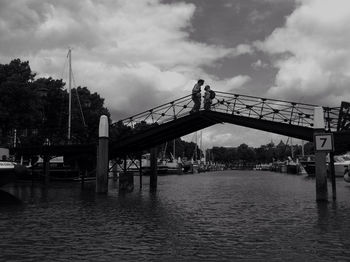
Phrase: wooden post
[
  {"left": 119, "top": 155, "right": 134, "bottom": 192},
  {"left": 150, "top": 147, "right": 158, "bottom": 190},
  {"left": 329, "top": 151, "right": 336, "bottom": 200},
  {"left": 119, "top": 155, "right": 127, "bottom": 190},
  {"left": 177, "top": 157, "right": 183, "bottom": 175},
  {"left": 43, "top": 154, "right": 50, "bottom": 186},
  {"left": 139, "top": 154, "right": 143, "bottom": 189},
  {"left": 313, "top": 107, "right": 328, "bottom": 202},
  {"left": 81, "top": 168, "right": 87, "bottom": 189},
  {"left": 96, "top": 115, "right": 109, "bottom": 194}
]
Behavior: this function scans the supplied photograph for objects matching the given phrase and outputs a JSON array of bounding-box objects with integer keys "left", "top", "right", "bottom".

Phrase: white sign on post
[{"left": 314, "top": 133, "right": 334, "bottom": 152}]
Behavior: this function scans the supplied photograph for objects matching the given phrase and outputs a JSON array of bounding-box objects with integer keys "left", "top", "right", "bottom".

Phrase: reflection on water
[{"left": 1, "top": 171, "right": 350, "bottom": 261}]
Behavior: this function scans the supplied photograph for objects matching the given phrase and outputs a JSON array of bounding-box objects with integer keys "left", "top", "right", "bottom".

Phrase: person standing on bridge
[
  {"left": 190, "top": 79, "right": 204, "bottom": 113},
  {"left": 203, "top": 85, "right": 213, "bottom": 110}
]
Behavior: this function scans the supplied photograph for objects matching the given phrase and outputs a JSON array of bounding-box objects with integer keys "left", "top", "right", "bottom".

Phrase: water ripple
[{"left": 1, "top": 171, "right": 350, "bottom": 261}]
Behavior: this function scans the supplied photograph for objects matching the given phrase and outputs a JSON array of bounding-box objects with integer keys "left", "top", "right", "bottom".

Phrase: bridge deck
[{"left": 110, "top": 91, "right": 349, "bottom": 156}]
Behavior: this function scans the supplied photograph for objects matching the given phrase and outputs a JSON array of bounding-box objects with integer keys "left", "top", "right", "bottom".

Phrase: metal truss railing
[
  {"left": 115, "top": 91, "right": 340, "bottom": 131},
  {"left": 116, "top": 94, "right": 195, "bottom": 128},
  {"left": 211, "top": 91, "right": 340, "bottom": 131}
]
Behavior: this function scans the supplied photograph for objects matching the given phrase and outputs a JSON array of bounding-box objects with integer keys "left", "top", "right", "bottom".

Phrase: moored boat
[
  {"left": 0, "top": 160, "right": 28, "bottom": 186},
  {"left": 1, "top": 147, "right": 27, "bottom": 186},
  {"left": 299, "top": 155, "right": 316, "bottom": 177},
  {"left": 21, "top": 156, "right": 94, "bottom": 182},
  {"left": 157, "top": 159, "right": 182, "bottom": 175},
  {"left": 0, "top": 161, "right": 17, "bottom": 187},
  {"left": 333, "top": 155, "right": 350, "bottom": 178},
  {"left": 300, "top": 153, "right": 350, "bottom": 178}
]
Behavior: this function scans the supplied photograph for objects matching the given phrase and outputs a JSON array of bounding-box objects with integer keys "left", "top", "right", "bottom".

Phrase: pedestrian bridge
[{"left": 110, "top": 91, "right": 350, "bottom": 156}]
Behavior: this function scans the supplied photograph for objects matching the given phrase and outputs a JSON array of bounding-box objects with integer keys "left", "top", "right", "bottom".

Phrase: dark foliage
[{"left": 0, "top": 59, "right": 110, "bottom": 147}]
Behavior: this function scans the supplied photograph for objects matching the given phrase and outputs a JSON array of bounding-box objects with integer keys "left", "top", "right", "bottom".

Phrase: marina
[
  {"left": 1, "top": 170, "right": 350, "bottom": 261},
  {"left": 1, "top": 1, "right": 350, "bottom": 261}
]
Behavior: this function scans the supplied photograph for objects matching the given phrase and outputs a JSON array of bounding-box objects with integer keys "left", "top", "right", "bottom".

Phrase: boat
[
  {"left": 344, "top": 167, "right": 350, "bottom": 183},
  {"left": 299, "top": 155, "right": 316, "bottom": 176},
  {"left": 333, "top": 155, "right": 350, "bottom": 177},
  {"left": 22, "top": 156, "right": 95, "bottom": 182},
  {"left": 181, "top": 157, "right": 194, "bottom": 173},
  {"left": 0, "top": 161, "right": 19, "bottom": 186},
  {"left": 253, "top": 163, "right": 272, "bottom": 171},
  {"left": 0, "top": 148, "right": 27, "bottom": 186},
  {"left": 158, "top": 157, "right": 182, "bottom": 175},
  {"left": 157, "top": 141, "right": 182, "bottom": 175},
  {"left": 299, "top": 153, "right": 350, "bottom": 177},
  {"left": 285, "top": 157, "right": 303, "bottom": 175}
]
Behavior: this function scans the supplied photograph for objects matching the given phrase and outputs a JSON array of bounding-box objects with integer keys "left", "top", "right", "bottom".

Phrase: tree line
[{"left": 209, "top": 140, "right": 314, "bottom": 165}]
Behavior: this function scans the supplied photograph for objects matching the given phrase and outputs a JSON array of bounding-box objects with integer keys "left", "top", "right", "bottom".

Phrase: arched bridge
[{"left": 111, "top": 91, "right": 350, "bottom": 156}]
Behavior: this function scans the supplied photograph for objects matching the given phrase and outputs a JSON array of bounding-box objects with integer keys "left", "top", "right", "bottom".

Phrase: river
[{"left": 1, "top": 171, "right": 350, "bottom": 261}]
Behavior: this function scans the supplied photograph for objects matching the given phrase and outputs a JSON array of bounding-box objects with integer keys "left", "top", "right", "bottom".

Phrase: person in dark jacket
[
  {"left": 203, "top": 85, "right": 212, "bottom": 110},
  {"left": 190, "top": 79, "right": 204, "bottom": 113}
]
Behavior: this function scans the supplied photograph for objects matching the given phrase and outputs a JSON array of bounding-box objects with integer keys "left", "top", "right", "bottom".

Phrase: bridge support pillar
[
  {"left": 150, "top": 147, "right": 158, "bottom": 191},
  {"left": 96, "top": 115, "right": 109, "bottom": 194},
  {"left": 314, "top": 107, "right": 328, "bottom": 202}
]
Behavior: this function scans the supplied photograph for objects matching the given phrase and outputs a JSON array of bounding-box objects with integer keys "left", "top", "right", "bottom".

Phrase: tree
[
  {"left": 0, "top": 59, "right": 110, "bottom": 146},
  {"left": 237, "top": 143, "right": 256, "bottom": 162},
  {"left": 0, "top": 59, "right": 39, "bottom": 145},
  {"left": 70, "top": 86, "right": 110, "bottom": 143},
  {"left": 31, "top": 77, "right": 67, "bottom": 144},
  {"left": 303, "top": 141, "right": 314, "bottom": 155},
  {"left": 276, "top": 140, "right": 288, "bottom": 160}
]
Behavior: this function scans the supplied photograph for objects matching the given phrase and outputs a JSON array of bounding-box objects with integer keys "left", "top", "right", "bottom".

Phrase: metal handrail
[{"left": 114, "top": 91, "right": 340, "bottom": 131}]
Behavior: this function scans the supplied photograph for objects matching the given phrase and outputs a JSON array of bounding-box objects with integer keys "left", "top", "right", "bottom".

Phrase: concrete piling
[{"left": 96, "top": 115, "right": 109, "bottom": 194}]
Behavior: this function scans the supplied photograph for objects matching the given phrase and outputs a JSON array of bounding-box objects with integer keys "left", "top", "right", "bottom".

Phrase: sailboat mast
[{"left": 68, "top": 49, "right": 72, "bottom": 141}]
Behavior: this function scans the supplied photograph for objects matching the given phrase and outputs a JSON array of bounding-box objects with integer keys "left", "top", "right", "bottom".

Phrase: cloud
[
  {"left": 251, "top": 59, "right": 269, "bottom": 70},
  {"left": 0, "top": 0, "right": 252, "bottom": 121},
  {"left": 213, "top": 75, "right": 251, "bottom": 93},
  {"left": 184, "top": 124, "right": 289, "bottom": 149},
  {"left": 255, "top": 0, "right": 350, "bottom": 106}
]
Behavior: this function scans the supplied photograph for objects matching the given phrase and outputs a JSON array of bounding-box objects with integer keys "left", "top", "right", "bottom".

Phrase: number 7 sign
[{"left": 314, "top": 133, "right": 334, "bottom": 152}]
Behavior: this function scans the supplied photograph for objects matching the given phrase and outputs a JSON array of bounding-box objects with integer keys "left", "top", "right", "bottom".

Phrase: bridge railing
[
  {"left": 115, "top": 91, "right": 340, "bottom": 131},
  {"left": 117, "top": 94, "right": 194, "bottom": 128},
  {"left": 212, "top": 91, "right": 339, "bottom": 130}
]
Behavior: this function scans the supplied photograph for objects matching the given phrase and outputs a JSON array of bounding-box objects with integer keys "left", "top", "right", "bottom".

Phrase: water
[{"left": 1, "top": 171, "right": 350, "bottom": 261}]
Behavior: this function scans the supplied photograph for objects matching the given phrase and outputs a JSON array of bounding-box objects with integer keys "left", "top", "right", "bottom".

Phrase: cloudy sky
[{"left": 1, "top": 0, "right": 350, "bottom": 149}]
